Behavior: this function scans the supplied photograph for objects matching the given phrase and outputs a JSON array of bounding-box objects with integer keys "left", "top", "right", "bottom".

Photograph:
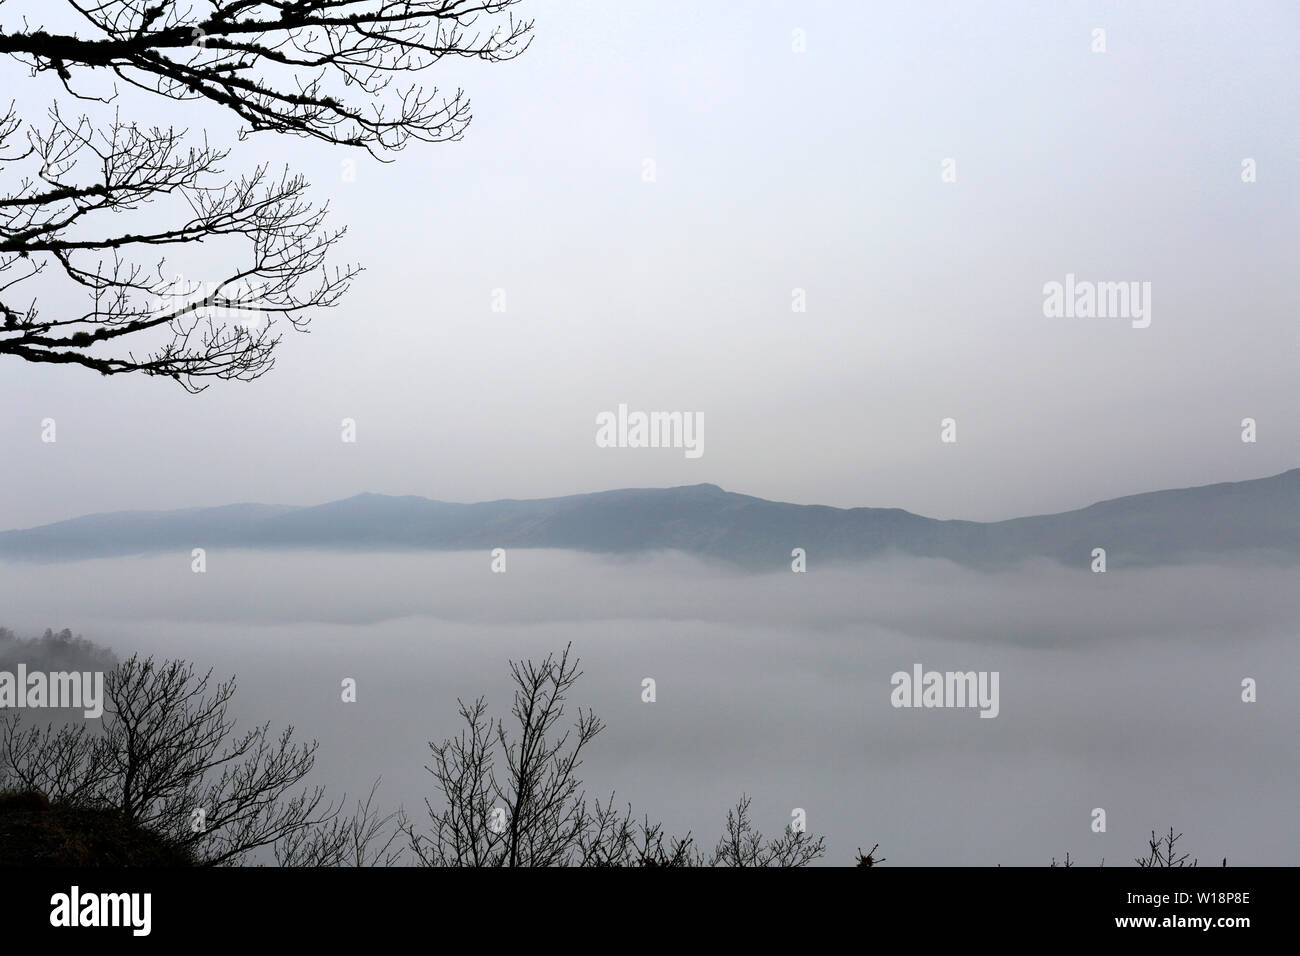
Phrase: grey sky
[{"left": 1, "top": 0, "right": 1297, "bottom": 529}]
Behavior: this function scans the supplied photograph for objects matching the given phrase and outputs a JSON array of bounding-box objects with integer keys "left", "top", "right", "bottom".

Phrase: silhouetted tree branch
[
  {"left": 275, "top": 777, "right": 403, "bottom": 866},
  {"left": 0, "top": 1, "right": 533, "bottom": 153},
  {"left": 1136, "top": 827, "right": 1196, "bottom": 868},
  {"left": 708, "top": 793, "right": 825, "bottom": 867},
  {"left": 405, "top": 644, "right": 829, "bottom": 867},
  {"left": 1051, "top": 827, "right": 1225, "bottom": 868},
  {"left": 0, "top": 654, "right": 339, "bottom": 865},
  {"left": 404, "top": 643, "right": 609, "bottom": 867},
  {"left": 0, "top": 1, "right": 532, "bottom": 388}
]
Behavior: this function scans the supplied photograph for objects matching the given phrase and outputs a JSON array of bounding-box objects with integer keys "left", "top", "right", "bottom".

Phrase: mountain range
[{"left": 2, "top": 469, "right": 1298, "bottom": 571}]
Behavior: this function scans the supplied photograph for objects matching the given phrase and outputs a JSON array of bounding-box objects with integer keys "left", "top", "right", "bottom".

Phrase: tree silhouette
[
  {"left": 0, "top": 1, "right": 533, "bottom": 388},
  {"left": 404, "top": 643, "right": 619, "bottom": 867},
  {"left": 0, "top": 654, "right": 346, "bottom": 864},
  {"left": 275, "top": 777, "right": 403, "bottom": 866},
  {"left": 708, "top": 793, "right": 825, "bottom": 867},
  {"left": 1050, "top": 827, "right": 1226, "bottom": 868},
  {"left": 0, "top": 632, "right": 1234, "bottom": 868},
  {"left": 404, "top": 643, "right": 830, "bottom": 867},
  {"left": 1135, "top": 827, "right": 1197, "bottom": 868}
]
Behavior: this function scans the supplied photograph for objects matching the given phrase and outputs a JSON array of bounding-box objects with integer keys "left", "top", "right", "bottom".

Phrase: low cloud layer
[{"left": 2, "top": 549, "right": 1295, "bottom": 864}]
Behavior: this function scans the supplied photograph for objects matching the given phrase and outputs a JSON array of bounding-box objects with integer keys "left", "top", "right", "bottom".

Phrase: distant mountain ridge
[{"left": 3, "top": 469, "right": 1299, "bottom": 571}]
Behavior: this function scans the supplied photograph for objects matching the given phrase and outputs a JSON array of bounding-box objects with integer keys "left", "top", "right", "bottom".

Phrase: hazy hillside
[{"left": 2, "top": 470, "right": 1298, "bottom": 571}]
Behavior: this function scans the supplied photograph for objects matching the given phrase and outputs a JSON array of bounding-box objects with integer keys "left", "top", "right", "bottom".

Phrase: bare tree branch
[
  {"left": 0, "top": 1, "right": 532, "bottom": 387},
  {"left": 0, "top": 654, "right": 339, "bottom": 865}
]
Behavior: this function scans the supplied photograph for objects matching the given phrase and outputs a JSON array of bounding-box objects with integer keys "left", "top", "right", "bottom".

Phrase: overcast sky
[{"left": 1, "top": 0, "right": 1297, "bottom": 529}]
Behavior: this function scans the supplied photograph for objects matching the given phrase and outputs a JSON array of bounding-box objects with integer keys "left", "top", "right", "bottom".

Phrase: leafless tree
[
  {"left": 406, "top": 644, "right": 829, "bottom": 867},
  {"left": 275, "top": 777, "right": 404, "bottom": 866},
  {"left": 0, "top": 653, "right": 343, "bottom": 865},
  {"left": 1136, "top": 827, "right": 1196, "bottom": 868},
  {"left": 708, "top": 793, "right": 825, "bottom": 867},
  {"left": 577, "top": 796, "right": 699, "bottom": 868},
  {"left": 1051, "top": 826, "right": 1228, "bottom": 868},
  {"left": 404, "top": 643, "right": 611, "bottom": 867},
  {"left": 0, "top": 1, "right": 533, "bottom": 388}
]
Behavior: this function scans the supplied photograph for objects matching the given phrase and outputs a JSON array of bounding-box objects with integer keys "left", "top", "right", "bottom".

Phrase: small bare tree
[
  {"left": 708, "top": 793, "right": 825, "bottom": 867},
  {"left": 0, "top": 654, "right": 344, "bottom": 865},
  {"left": 1051, "top": 826, "right": 1227, "bottom": 868},
  {"left": 577, "top": 796, "right": 699, "bottom": 868},
  {"left": 404, "top": 643, "right": 612, "bottom": 867},
  {"left": 406, "top": 645, "right": 829, "bottom": 868},
  {"left": 275, "top": 778, "right": 404, "bottom": 867},
  {"left": 1136, "top": 827, "right": 1196, "bottom": 868}
]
